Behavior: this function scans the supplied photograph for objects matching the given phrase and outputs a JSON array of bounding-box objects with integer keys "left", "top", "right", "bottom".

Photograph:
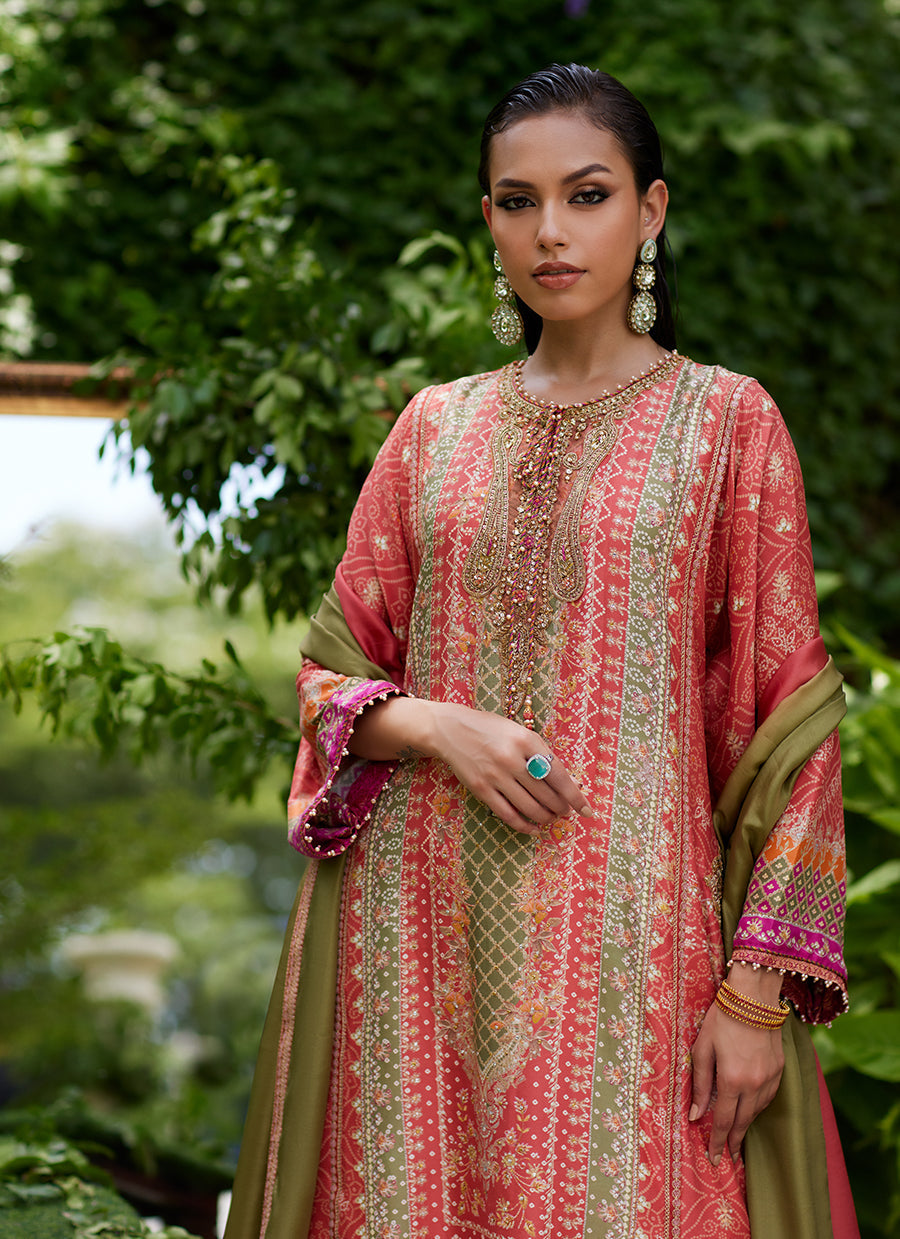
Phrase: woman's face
[{"left": 482, "top": 110, "right": 667, "bottom": 333}]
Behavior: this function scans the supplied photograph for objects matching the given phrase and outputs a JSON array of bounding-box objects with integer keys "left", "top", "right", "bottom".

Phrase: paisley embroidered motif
[{"left": 463, "top": 355, "right": 681, "bottom": 721}]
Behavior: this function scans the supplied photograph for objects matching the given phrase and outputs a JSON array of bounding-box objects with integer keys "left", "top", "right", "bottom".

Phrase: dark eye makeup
[{"left": 495, "top": 186, "right": 610, "bottom": 210}]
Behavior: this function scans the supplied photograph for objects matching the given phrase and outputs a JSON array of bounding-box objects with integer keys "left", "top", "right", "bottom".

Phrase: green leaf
[
  {"left": 868, "top": 808, "right": 900, "bottom": 837},
  {"left": 398, "top": 231, "right": 466, "bottom": 266},
  {"left": 57, "top": 640, "right": 84, "bottom": 672},
  {"left": 814, "top": 571, "right": 843, "bottom": 602},
  {"left": 824, "top": 1013, "right": 900, "bottom": 1081},
  {"left": 317, "top": 357, "right": 337, "bottom": 388},
  {"left": 128, "top": 674, "right": 159, "bottom": 707},
  {"left": 249, "top": 368, "right": 276, "bottom": 399},
  {"left": 89, "top": 630, "right": 108, "bottom": 663},
  {"left": 846, "top": 860, "right": 900, "bottom": 905},
  {"left": 253, "top": 389, "right": 277, "bottom": 425},
  {"left": 6, "top": 1182, "right": 61, "bottom": 1202},
  {"left": 273, "top": 374, "right": 302, "bottom": 401}
]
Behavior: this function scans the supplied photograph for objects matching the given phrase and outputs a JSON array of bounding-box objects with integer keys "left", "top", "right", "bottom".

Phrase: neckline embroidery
[
  {"left": 507, "top": 352, "right": 679, "bottom": 418},
  {"left": 463, "top": 353, "right": 682, "bottom": 723}
]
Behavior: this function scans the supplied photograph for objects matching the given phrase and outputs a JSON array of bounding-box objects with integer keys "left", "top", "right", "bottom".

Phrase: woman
[{"left": 225, "top": 65, "right": 857, "bottom": 1239}]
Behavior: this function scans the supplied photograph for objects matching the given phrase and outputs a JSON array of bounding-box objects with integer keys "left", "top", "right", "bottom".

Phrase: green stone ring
[{"left": 525, "top": 752, "right": 554, "bottom": 780}]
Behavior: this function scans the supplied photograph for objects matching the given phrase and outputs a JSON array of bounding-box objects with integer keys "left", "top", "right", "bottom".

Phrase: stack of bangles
[{"left": 714, "top": 980, "right": 792, "bottom": 1030}]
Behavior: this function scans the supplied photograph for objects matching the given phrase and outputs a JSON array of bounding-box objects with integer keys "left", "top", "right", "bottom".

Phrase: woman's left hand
[{"left": 688, "top": 966, "right": 786, "bottom": 1166}]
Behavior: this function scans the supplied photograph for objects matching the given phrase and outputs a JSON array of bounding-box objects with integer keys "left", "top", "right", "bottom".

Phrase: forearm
[
  {"left": 348, "top": 694, "right": 442, "bottom": 761},
  {"left": 348, "top": 695, "right": 590, "bottom": 834}
]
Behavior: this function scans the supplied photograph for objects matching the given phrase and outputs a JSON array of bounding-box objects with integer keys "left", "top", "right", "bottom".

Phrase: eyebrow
[{"left": 493, "top": 163, "right": 614, "bottom": 189}]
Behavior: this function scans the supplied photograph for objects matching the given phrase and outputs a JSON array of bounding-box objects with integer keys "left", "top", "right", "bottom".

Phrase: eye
[
  {"left": 571, "top": 187, "right": 609, "bottom": 205},
  {"left": 497, "top": 193, "right": 533, "bottom": 211}
]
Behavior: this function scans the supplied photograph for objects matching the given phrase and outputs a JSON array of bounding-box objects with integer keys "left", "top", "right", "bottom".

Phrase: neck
[{"left": 522, "top": 317, "right": 670, "bottom": 404}]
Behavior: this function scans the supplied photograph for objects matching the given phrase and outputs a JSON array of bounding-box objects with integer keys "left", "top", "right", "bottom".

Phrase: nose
[{"left": 534, "top": 203, "right": 566, "bottom": 250}]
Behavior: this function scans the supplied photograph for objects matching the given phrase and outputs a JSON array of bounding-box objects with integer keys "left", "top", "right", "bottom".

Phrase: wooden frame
[{"left": 0, "top": 362, "right": 132, "bottom": 418}]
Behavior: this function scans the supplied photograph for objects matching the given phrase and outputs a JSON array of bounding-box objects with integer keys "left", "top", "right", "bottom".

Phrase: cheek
[
  {"left": 593, "top": 217, "right": 640, "bottom": 273},
  {"left": 491, "top": 221, "right": 529, "bottom": 267}
]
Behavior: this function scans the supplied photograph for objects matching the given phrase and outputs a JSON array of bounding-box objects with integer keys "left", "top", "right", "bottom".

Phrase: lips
[
  {"left": 532, "top": 263, "right": 585, "bottom": 289},
  {"left": 533, "top": 262, "right": 583, "bottom": 274}
]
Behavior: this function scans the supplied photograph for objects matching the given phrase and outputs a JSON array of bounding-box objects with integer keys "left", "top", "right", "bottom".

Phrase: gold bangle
[
  {"left": 716, "top": 990, "right": 788, "bottom": 1021},
  {"left": 715, "top": 995, "right": 785, "bottom": 1029},
  {"left": 715, "top": 998, "right": 782, "bottom": 1029},
  {"left": 716, "top": 1005, "right": 783, "bottom": 1029},
  {"left": 717, "top": 985, "right": 789, "bottom": 1020},
  {"left": 715, "top": 982, "right": 790, "bottom": 1029},
  {"left": 720, "top": 980, "right": 789, "bottom": 1016}
]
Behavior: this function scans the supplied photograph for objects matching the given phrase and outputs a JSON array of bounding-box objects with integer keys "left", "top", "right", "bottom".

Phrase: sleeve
[
  {"left": 703, "top": 379, "right": 848, "bottom": 1023},
  {"left": 287, "top": 385, "right": 435, "bottom": 859},
  {"left": 287, "top": 663, "right": 404, "bottom": 858}
]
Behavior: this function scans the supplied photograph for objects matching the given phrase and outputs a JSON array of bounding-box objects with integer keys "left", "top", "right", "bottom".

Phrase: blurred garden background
[{"left": 0, "top": 0, "right": 899, "bottom": 1235}]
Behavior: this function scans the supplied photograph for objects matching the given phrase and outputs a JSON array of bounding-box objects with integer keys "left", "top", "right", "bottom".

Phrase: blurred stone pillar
[{"left": 61, "top": 929, "right": 178, "bottom": 1014}]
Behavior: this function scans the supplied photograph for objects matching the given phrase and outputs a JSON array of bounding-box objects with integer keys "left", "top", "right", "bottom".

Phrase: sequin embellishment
[{"left": 463, "top": 354, "right": 680, "bottom": 721}]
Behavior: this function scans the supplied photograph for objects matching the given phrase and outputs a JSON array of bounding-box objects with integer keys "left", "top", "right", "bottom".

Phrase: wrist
[
  {"left": 421, "top": 698, "right": 472, "bottom": 761},
  {"left": 726, "top": 961, "right": 783, "bottom": 1006},
  {"left": 348, "top": 693, "right": 436, "bottom": 762},
  {"left": 715, "top": 979, "right": 790, "bottom": 1030},
  {"left": 409, "top": 697, "right": 442, "bottom": 760}
]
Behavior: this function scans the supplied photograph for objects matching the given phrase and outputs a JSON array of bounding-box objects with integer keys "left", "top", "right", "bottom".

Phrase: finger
[
  {"left": 463, "top": 756, "right": 560, "bottom": 826},
  {"left": 519, "top": 754, "right": 591, "bottom": 816},
  {"left": 689, "top": 1038, "right": 714, "bottom": 1122},
  {"left": 727, "top": 1093, "right": 759, "bottom": 1160},
  {"left": 486, "top": 763, "right": 567, "bottom": 823},
  {"left": 479, "top": 789, "right": 544, "bottom": 836},
  {"left": 542, "top": 763, "right": 592, "bottom": 814},
  {"left": 512, "top": 774, "right": 574, "bottom": 822},
  {"left": 725, "top": 1069, "right": 783, "bottom": 1159},
  {"left": 488, "top": 768, "right": 586, "bottom": 834},
  {"left": 461, "top": 758, "right": 560, "bottom": 827},
  {"left": 708, "top": 1091, "right": 738, "bottom": 1167}
]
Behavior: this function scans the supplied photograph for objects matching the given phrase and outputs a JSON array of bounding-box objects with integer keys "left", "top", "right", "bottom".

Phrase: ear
[
  {"left": 481, "top": 194, "right": 493, "bottom": 231},
  {"left": 641, "top": 179, "right": 668, "bottom": 241}
]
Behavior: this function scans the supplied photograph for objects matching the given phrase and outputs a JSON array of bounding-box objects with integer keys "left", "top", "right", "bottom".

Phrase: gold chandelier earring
[
  {"left": 491, "top": 250, "right": 524, "bottom": 346},
  {"left": 627, "top": 237, "right": 658, "bottom": 335}
]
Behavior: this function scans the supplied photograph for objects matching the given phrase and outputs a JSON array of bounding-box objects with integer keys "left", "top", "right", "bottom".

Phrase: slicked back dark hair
[{"left": 479, "top": 63, "right": 676, "bottom": 353}]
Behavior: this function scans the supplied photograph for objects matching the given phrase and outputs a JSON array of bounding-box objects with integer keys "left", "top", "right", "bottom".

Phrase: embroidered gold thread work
[{"left": 463, "top": 353, "right": 681, "bottom": 722}]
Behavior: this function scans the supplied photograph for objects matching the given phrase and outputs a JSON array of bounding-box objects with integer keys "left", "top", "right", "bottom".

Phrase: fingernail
[
  {"left": 578, "top": 805, "right": 592, "bottom": 817},
  {"left": 710, "top": 1154, "right": 720, "bottom": 1168},
  {"left": 688, "top": 1105, "right": 699, "bottom": 1122}
]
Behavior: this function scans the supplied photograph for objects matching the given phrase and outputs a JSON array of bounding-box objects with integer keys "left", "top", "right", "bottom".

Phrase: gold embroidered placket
[{"left": 463, "top": 355, "right": 680, "bottom": 722}]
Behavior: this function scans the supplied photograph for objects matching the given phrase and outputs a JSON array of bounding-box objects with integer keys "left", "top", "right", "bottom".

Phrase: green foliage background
[
  {"left": 0, "top": 531, "right": 304, "bottom": 1170},
  {"left": 3, "top": 0, "right": 899, "bottom": 635},
  {"left": 1, "top": 0, "right": 899, "bottom": 1234}
]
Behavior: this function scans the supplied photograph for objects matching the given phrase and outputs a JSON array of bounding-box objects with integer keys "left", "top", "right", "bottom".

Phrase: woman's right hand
[{"left": 350, "top": 696, "right": 591, "bottom": 834}]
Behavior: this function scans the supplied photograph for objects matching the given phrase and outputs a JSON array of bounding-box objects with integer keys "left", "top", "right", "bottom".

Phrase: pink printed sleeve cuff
[
  {"left": 729, "top": 937, "right": 848, "bottom": 1024},
  {"left": 287, "top": 678, "right": 403, "bottom": 859}
]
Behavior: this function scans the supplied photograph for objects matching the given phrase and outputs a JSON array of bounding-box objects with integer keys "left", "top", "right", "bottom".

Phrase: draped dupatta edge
[{"left": 713, "top": 655, "right": 855, "bottom": 1239}]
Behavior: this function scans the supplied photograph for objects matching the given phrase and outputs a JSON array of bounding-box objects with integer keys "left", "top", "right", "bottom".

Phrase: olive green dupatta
[
  {"left": 713, "top": 657, "right": 847, "bottom": 1239},
  {"left": 224, "top": 589, "right": 390, "bottom": 1239}
]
